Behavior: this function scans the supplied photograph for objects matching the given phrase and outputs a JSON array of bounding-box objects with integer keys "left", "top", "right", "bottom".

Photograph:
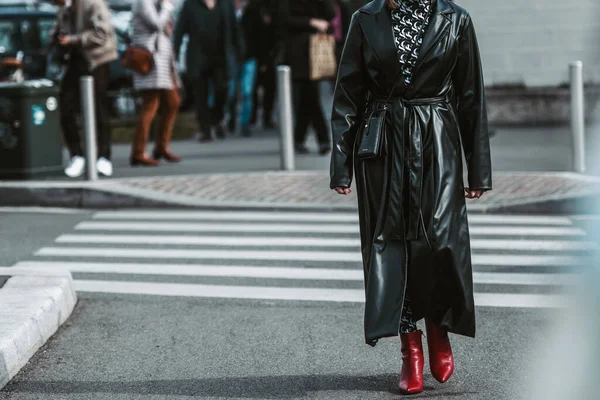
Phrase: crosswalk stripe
[
  {"left": 471, "top": 254, "right": 589, "bottom": 267},
  {"left": 72, "top": 279, "right": 568, "bottom": 308},
  {"left": 34, "top": 247, "right": 590, "bottom": 267},
  {"left": 35, "top": 247, "right": 361, "bottom": 262},
  {"left": 473, "top": 293, "right": 567, "bottom": 308},
  {"left": 14, "top": 261, "right": 364, "bottom": 281},
  {"left": 93, "top": 211, "right": 360, "bottom": 223},
  {"left": 74, "top": 221, "right": 586, "bottom": 237},
  {"left": 469, "top": 226, "right": 585, "bottom": 236},
  {"left": 13, "top": 261, "right": 577, "bottom": 286},
  {"left": 75, "top": 280, "right": 366, "bottom": 302},
  {"left": 75, "top": 221, "right": 359, "bottom": 234},
  {"left": 92, "top": 211, "right": 574, "bottom": 226},
  {"left": 55, "top": 234, "right": 597, "bottom": 252},
  {"left": 55, "top": 234, "right": 362, "bottom": 248},
  {"left": 470, "top": 239, "right": 598, "bottom": 251}
]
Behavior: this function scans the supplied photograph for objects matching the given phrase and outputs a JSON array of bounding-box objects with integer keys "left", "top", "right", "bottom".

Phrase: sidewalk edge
[{"left": 0, "top": 268, "right": 77, "bottom": 390}]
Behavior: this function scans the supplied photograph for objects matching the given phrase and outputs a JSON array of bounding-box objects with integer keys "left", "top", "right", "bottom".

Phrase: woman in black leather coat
[{"left": 330, "top": 0, "right": 492, "bottom": 394}]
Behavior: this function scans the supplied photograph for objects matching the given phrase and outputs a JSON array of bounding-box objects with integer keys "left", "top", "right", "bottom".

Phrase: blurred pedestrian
[
  {"left": 227, "top": 0, "right": 260, "bottom": 137},
  {"left": 130, "top": 0, "right": 182, "bottom": 166},
  {"left": 51, "top": 0, "right": 117, "bottom": 178},
  {"left": 331, "top": 0, "right": 350, "bottom": 64},
  {"left": 331, "top": 0, "right": 492, "bottom": 395},
  {"left": 174, "top": 0, "right": 244, "bottom": 142},
  {"left": 250, "top": 0, "right": 281, "bottom": 130},
  {"left": 281, "top": 0, "right": 335, "bottom": 155}
]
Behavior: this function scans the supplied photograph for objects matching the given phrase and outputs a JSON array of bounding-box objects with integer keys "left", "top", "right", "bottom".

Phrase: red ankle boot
[
  {"left": 398, "top": 331, "right": 424, "bottom": 394},
  {"left": 425, "top": 319, "right": 454, "bottom": 383}
]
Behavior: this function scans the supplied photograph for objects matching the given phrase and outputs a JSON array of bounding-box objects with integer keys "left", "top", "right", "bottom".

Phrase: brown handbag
[
  {"left": 122, "top": 35, "right": 159, "bottom": 75},
  {"left": 309, "top": 33, "right": 337, "bottom": 81}
]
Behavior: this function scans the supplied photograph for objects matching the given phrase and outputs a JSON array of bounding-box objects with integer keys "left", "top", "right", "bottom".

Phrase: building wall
[{"left": 345, "top": 0, "right": 600, "bottom": 87}]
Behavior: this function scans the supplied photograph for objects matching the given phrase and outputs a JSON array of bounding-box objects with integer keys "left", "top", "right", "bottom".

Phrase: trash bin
[{"left": 0, "top": 79, "right": 63, "bottom": 179}]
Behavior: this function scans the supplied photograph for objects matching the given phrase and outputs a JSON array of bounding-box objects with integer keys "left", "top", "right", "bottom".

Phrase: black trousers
[
  {"left": 59, "top": 62, "right": 112, "bottom": 160},
  {"left": 192, "top": 68, "right": 228, "bottom": 138},
  {"left": 251, "top": 63, "right": 276, "bottom": 124},
  {"left": 293, "top": 79, "right": 329, "bottom": 146}
]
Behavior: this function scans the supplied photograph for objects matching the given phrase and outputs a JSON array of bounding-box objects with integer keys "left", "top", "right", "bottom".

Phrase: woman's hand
[
  {"left": 464, "top": 188, "right": 485, "bottom": 199},
  {"left": 310, "top": 19, "right": 330, "bottom": 33},
  {"left": 333, "top": 187, "right": 351, "bottom": 195}
]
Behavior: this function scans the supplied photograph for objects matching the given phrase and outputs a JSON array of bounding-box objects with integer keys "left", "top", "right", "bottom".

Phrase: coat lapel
[
  {"left": 360, "top": 0, "right": 454, "bottom": 87},
  {"left": 359, "top": 0, "right": 402, "bottom": 84},
  {"left": 410, "top": 0, "right": 454, "bottom": 78}
]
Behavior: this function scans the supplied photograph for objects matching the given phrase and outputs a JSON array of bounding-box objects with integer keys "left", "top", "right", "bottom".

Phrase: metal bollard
[
  {"left": 80, "top": 76, "right": 98, "bottom": 181},
  {"left": 570, "top": 61, "right": 586, "bottom": 173},
  {"left": 277, "top": 66, "right": 295, "bottom": 171}
]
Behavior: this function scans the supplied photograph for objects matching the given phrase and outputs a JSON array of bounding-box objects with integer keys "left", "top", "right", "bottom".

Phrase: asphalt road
[{"left": 2, "top": 208, "right": 596, "bottom": 400}]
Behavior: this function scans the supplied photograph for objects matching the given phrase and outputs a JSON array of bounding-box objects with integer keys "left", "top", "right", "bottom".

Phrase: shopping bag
[{"left": 309, "top": 34, "right": 337, "bottom": 81}]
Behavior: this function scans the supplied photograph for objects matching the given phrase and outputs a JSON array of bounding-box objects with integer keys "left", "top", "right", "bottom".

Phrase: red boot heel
[
  {"left": 398, "top": 331, "right": 424, "bottom": 394},
  {"left": 425, "top": 319, "right": 454, "bottom": 383}
]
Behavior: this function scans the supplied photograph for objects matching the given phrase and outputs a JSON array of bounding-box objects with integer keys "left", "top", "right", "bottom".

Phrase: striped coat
[{"left": 131, "top": 0, "right": 180, "bottom": 91}]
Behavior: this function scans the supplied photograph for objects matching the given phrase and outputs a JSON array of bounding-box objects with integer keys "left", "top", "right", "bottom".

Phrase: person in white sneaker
[{"left": 52, "top": 0, "right": 118, "bottom": 177}]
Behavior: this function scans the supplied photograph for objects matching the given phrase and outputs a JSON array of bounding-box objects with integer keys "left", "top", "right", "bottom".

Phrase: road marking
[
  {"left": 470, "top": 239, "right": 598, "bottom": 251},
  {"left": 472, "top": 272, "right": 576, "bottom": 286},
  {"left": 92, "top": 211, "right": 573, "bottom": 226},
  {"left": 472, "top": 254, "right": 589, "bottom": 267},
  {"left": 75, "top": 221, "right": 359, "bottom": 234},
  {"left": 35, "top": 247, "right": 361, "bottom": 262},
  {"left": 56, "top": 234, "right": 598, "bottom": 252},
  {"left": 14, "top": 261, "right": 364, "bottom": 281},
  {"left": 35, "top": 247, "right": 590, "bottom": 267},
  {"left": 72, "top": 280, "right": 568, "bottom": 308},
  {"left": 14, "top": 261, "right": 577, "bottom": 286},
  {"left": 75, "top": 280, "right": 365, "bottom": 302},
  {"left": 93, "top": 210, "right": 359, "bottom": 223},
  {"left": 55, "top": 234, "right": 362, "bottom": 248},
  {"left": 474, "top": 293, "right": 567, "bottom": 308},
  {"left": 74, "top": 221, "right": 585, "bottom": 236},
  {"left": 468, "top": 226, "right": 585, "bottom": 236}
]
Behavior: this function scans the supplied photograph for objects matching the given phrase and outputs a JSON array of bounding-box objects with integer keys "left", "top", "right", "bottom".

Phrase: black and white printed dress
[{"left": 390, "top": 0, "right": 433, "bottom": 334}]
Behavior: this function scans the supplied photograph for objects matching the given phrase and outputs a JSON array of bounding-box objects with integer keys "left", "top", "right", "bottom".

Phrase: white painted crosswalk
[{"left": 12, "top": 210, "right": 598, "bottom": 308}]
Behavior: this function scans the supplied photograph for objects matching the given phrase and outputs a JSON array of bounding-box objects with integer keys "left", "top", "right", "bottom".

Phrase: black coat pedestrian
[
  {"left": 280, "top": 0, "right": 336, "bottom": 80},
  {"left": 173, "top": 0, "right": 244, "bottom": 79},
  {"left": 330, "top": 0, "right": 492, "bottom": 346}
]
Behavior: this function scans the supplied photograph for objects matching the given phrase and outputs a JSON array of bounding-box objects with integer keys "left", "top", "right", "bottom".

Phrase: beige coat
[{"left": 52, "top": 0, "right": 118, "bottom": 71}]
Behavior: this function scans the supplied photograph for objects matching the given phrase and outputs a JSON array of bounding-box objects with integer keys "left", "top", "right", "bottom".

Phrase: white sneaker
[
  {"left": 96, "top": 157, "right": 113, "bottom": 177},
  {"left": 64, "top": 156, "right": 85, "bottom": 178}
]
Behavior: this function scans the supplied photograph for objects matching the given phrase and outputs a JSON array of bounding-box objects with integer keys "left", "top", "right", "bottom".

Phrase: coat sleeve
[
  {"left": 136, "top": 0, "right": 172, "bottom": 32},
  {"left": 330, "top": 12, "right": 367, "bottom": 189},
  {"left": 173, "top": 0, "right": 189, "bottom": 60},
  {"left": 73, "top": 0, "right": 114, "bottom": 49},
  {"left": 452, "top": 15, "right": 492, "bottom": 191}
]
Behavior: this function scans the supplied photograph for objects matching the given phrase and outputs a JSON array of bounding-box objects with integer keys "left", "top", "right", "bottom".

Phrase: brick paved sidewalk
[{"left": 111, "top": 171, "right": 600, "bottom": 212}]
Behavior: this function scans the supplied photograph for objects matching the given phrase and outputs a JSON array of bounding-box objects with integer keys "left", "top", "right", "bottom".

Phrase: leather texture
[
  {"left": 426, "top": 319, "right": 455, "bottom": 383},
  {"left": 330, "top": 0, "right": 492, "bottom": 346},
  {"left": 356, "top": 107, "right": 387, "bottom": 159},
  {"left": 398, "top": 331, "right": 424, "bottom": 394}
]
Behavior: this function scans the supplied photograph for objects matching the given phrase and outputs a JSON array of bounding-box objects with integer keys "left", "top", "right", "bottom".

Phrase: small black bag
[
  {"left": 356, "top": 105, "right": 388, "bottom": 160},
  {"left": 356, "top": 75, "right": 403, "bottom": 160}
]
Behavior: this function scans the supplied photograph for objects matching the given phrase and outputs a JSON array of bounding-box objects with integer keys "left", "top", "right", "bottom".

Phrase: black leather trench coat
[{"left": 330, "top": 0, "right": 492, "bottom": 346}]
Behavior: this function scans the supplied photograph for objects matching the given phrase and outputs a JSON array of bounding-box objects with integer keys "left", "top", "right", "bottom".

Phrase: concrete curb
[{"left": 0, "top": 267, "right": 77, "bottom": 389}]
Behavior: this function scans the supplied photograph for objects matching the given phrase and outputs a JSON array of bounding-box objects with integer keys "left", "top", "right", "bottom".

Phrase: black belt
[{"left": 374, "top": 93, "right": 450, "bottom": 240}]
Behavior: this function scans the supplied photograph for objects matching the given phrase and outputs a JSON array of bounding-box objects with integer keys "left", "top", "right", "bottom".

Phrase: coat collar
[
  {"left": 359, "top": 0, "right": 455, "bottom": 90},
  {"left": 362, "top": 0, "right": 455, "bottom": 17}
]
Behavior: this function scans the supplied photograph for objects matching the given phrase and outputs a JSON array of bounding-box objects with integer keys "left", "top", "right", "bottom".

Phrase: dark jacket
[
  {"left": 280, "top": 0, "right": 336, "bottom": 80},
  {"left": 330, "top": 0, "right": 492, "bottom": 346},
  {"left": 239, "top": 3, "right": 262, "bottom": 61},
  {"left": 173, "top": 0, "right": 244, "bottom": 79}
]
